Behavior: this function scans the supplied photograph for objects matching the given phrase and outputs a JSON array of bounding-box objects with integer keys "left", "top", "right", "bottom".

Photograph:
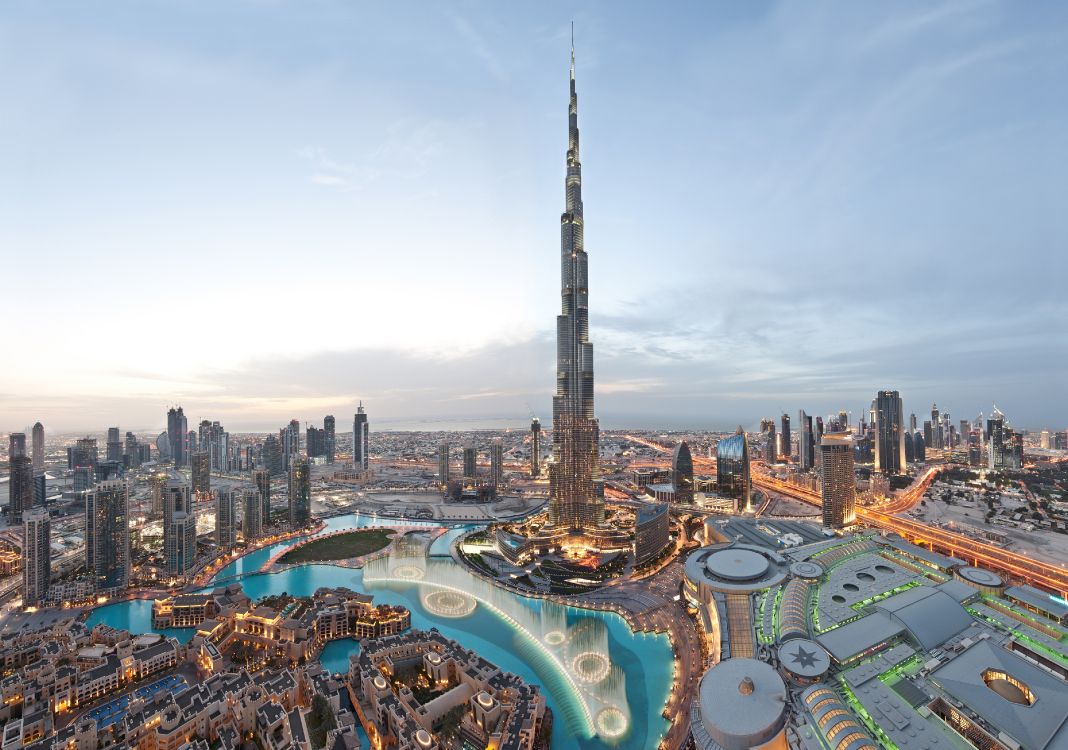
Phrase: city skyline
[{"left": 3, "top": 2, "right": 1067, "bottom": 432}]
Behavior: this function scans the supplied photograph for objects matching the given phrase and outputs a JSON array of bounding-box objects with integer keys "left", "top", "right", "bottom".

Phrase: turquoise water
[{"left": 85, "top": 514, "right": 674, "bottom": 749}]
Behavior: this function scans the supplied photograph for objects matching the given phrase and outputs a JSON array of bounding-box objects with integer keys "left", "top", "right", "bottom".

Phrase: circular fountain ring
[
  {"left": 596, "top": 706, "right": 629, "bottom": 738},
  {"left": 391, "top": 564, "right": 426, "bottom": 581},
  {"left": 422, "top": 589, "right": 476, "bottom": 618},
  {"left": 570, "top": 651, "right": 611, "bottom": 684},
  {"left": 543, "top": 630, "right": 566, "bottom": 646}
]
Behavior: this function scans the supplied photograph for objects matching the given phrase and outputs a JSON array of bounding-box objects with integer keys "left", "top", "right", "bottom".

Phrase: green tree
[{"left": 307, "top": 694, "right": 337, "bottom": 748}]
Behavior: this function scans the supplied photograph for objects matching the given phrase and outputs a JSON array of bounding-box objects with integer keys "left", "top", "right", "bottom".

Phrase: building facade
[
  {"left": 353, "top": 403, "right": 369, "bottom": 472},
  {"left": 820, "top": 433, "right": 855, "bottom": 528},
  {"left": 22, "top": 507, "right": 51, "bottom": 606},
  {"left": 717, "top": 431, "right": 751, "bottom": 513},
  {"left": 874, "top": 390, "right": 906, "bottom": 475},
  {"left": 289, "top": 459, "right": 311, "bottom": 528},
  {"left": 85, "top": 480, "right": 130, "bottom": 590}
]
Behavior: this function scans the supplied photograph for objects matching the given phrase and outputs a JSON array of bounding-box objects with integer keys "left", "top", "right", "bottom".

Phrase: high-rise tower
[
  {"left": 324, "top": 415, "right": 336, "bottom": 463},
  {"left": 547, "top": 38, "right": 604, "bottom": 534},
  {"left": 23, "top": 507, "right": 51, "bottom": 606},
  {"left": 31, "top": 423, "right": 44, "bottom": 471},
  {"left": 353, "top": 403, "right": 369, "bottom": 472},
  {"left": 874, "top": 390, "right": 906, "bottom": 475},
  {"left": 85, "top": 480, "right": 130, "bottom": 590},
  {"left": 530, "top": 418, "right": 542, "bottom": 477}
]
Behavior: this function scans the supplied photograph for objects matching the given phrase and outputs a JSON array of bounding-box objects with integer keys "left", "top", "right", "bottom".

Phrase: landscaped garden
[{"left": 278, "top": 528, "right": 394, "bottom": 564}]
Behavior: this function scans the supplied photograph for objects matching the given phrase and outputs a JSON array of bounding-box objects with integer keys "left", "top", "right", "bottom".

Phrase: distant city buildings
[
  {"left": 353, "top": 403, "right": 369, "bottom": 472},
  {"left": 22, "top": 507, "right": 50, "bottom": 606},
  {"left": 85, "top": 480, "right": 130, "bottom": 590},
  {"left": 820, "top": 432, "right": 855, "bottom": 528}
]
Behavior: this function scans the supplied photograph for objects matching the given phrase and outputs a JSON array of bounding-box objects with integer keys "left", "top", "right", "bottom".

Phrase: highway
[
  {"left": 621, "top": 434, "right": 1068, "bottom": 597},
  {"left": 752, "top": 473, "right": 1068, "bottom": 597}
]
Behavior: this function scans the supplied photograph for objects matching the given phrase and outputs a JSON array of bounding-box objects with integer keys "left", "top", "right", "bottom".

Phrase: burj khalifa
[{"left": 547, "top": 39, "right": 606, "bottom": 535}]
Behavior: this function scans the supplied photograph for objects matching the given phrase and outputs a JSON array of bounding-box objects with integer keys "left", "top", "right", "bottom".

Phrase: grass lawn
[{"left": 278, "top": 529, "right": 394, "bottom": 564}]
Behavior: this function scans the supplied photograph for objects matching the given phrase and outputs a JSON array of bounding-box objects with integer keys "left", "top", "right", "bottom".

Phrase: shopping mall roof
[
  {"left": 870, "top": 586, "right": 975, "bottom": 651},
  {"left": 930, "top": 640, "right": 1068, "bottom": 750},
  {"left": 1005, "top": 585, "right": 1068, "bottom": 621}
]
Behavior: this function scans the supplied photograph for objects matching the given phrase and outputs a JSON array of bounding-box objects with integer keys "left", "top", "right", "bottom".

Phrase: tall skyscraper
[
  {"left": 353, "top": 403, "right": 369, "bottom": 472},
  {"left": 186, "top": 430, "right": 197, "bottom": 469},
  {"left": 799, "top": 410, "right": 814, "bottom": 471},
  {"left": 546, "top": 42, "right": 605, "bottom": 535},
  {"left": 874, "top": 390, "right": 906, "bottom": 475},
  {"left": 216, "top": 488, "right": 236, "bottom": 552},
  {"left": 760, "top": 418, "right": 776, "bottom": 463},
  {"left": 167, "top": 406, "right": 187, "bottom": 466},
  {"left": 780, "top": 414, "right": 792, "bottom": 459},
  {"left": 931, "top": 403, "right": 943, "bottom": 450},
  {"left": 163, "top": 481, "right": 191, "bottom": 572},
  {"left": 324, "top": 415, "right": 336, "bottom": 463},
  {"left": 85, "top": 480, "right": 130, "bottom": 590},
  {"left": 262, "top": 434, "right": 283, "bottom": 476},
  {"left": 31, "top": 423, "right": 44, "bottom": 471},
  {"left": 168, "top": 511, "right": 197, "bottom": 577},
  {"left": 106, "top": 427, "right": 122, "bottom": 462},
  {"left": 530, "top": 417, "right": 542, "bottom": 478},
  {"left": 190, "top": 452, "right": 210, "bottom": 495},
  {"left": 306, "top": 426, "right": 325, "bottom": 458},
  {"left": 672, "top": 441, "right": 694, "bottom": 504},
  {"left": 716, "top": 431, "right": 751, "bottom": 513},
  {"left": 437, "top": 441, "right": 450, "bottom": 487},
  {"left": 909, "top": 413, "right": 917, "bottom": 432},
  {"left": 9, "top": 432, "right": 26, "bottom": 458},
  {"left": 242, "top": 488, "right": 262, "bottom": 543},
  {"left": 254, "top": 469, "right": 272, "bottom": 526},
  {"left": 463, "top": 444, "right": 477, "bottom": 482},
  {"left": 489, "top": 439, "right": 504, "bottom": 492},
  {"left": 8, "top": 449, "right": 33, "bottom": 522},
  {"left": 125, "top": 431, "right": 141, "bottom": 469},
  {"left": 289, "top": 459, "right": 311, "bottom": 528},
  {"left": 68, "top": 437, "right": 98, "bottom": 470},
  {"left": 913, "top": 431, "right": 926, "bottom": 463},
  {"left": 820, "top": 433, "right": 855, "bottom": 529},
  {"left": 22, "top": 507, "right": 51, "bottom": 606},
  {"left": 279, "top": 420, "right": 299, "bottom": 472},
  {"left": 904, "top": 431, "right": 915, "bottom": 463}
]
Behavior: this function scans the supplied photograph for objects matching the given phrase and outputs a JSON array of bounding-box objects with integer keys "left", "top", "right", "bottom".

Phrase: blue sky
[{"left": 1, "top": 1, "right": 1066, "bottom": 432}]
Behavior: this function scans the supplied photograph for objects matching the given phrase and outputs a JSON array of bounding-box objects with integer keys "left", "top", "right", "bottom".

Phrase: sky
[{"left": 1, "top": 1, "right": 1066, "bottom": 434}]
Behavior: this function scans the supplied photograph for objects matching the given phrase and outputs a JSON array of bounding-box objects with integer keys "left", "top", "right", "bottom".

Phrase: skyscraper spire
[{"left": 549, "top": 30, "right": 603, "bottom": 533}]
